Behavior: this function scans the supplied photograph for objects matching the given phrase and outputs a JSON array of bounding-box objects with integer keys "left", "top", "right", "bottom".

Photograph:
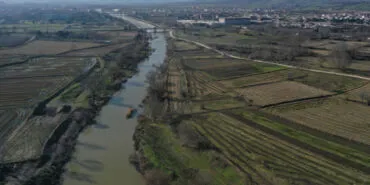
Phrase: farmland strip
[
  {"left": 223, "top": 111, "right": 370, "bottom": 173},
  {"left": 204, "top": 117, "right": 356, "bottom": 184}
]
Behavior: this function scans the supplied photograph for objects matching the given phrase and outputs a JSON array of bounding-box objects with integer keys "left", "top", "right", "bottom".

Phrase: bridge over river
[{"left": 109, "top": 13, "right": 165, "bottom": 33}]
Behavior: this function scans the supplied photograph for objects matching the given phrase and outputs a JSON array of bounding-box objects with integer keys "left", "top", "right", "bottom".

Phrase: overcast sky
[{"left": 2, "top": 0, "right": 193, "bottom": 3}]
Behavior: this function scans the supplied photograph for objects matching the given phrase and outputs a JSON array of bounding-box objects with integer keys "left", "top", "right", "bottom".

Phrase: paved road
[{"left": 169, "top": 30, "right": 370, "bottom": 81}]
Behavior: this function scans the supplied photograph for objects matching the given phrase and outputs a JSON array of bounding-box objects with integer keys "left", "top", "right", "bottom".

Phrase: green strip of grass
[
  {"left": 59, "top": 83, "right": 83, "bottom": 102},
  {"left": 73, "top": 90, "right": 90, "bottom": 108},
  {"left": 204, "top": 99, "right": 245, "bottom": 110},
  {"left": 251, "top": 63, "right": 286, "bottom": 73},
  {"left": 140, "top": 122, "right": 244, "bottom": 185}
]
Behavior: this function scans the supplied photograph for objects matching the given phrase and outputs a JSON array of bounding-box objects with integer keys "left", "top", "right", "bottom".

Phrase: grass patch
[
  {"left": 292, "top": 71, "right": 367, "bottom": 93},
  {"left": 138, "top": 121, "right": 244, "bottom": 185},
  {"left": 203, "top": 99, "right": 245, "bottom": 110},
  {"left": 251, "top": 63, "right": 286, "bottom": 73},
  {"left": 60, "top": 83, "right": 83, "bottom": 102},
  {"left": 73, "top": 90, "right": 90, "bottom": 108}
]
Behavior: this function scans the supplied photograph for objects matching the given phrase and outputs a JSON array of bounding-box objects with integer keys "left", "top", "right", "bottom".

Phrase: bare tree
[
  {"left": 145, "top": 63, "right": 169, "bottom": 119},
  {"left": 360, "top": 91, "right": 370, "bottom": 106},
  {"left": 145, "top": 95, "right": 166, "bottom": 120},
  {"left": 330, "top": 42, "right": 352, "bottom": 69}
]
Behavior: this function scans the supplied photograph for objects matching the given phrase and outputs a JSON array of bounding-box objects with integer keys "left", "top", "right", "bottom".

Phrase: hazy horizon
[{"left": 1, "top": 0, "right": 194, "bottom": 4}]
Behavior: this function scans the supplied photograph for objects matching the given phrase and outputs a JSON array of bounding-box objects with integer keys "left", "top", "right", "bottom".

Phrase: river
[{"left": 62, "top": 33, "right": 167, "bottom": 185}]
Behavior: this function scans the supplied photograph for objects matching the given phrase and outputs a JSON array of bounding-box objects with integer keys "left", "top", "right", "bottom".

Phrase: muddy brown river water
[{"left": 62, "top": 33, "right": 166, "bottom": 185}]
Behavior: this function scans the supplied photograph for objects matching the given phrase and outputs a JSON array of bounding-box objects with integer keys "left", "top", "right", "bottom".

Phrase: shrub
[
  {"left": 190, "top": 170, "right": 213, "bottom": 185},
  {"left": 177, "top": 123, "right": 212, "bottom": 150},
  {"left": 144, "top": 170, "right": 171, "bottom": 185}
]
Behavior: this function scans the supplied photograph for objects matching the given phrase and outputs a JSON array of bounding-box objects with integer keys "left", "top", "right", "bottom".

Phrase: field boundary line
[
  {"left": 224, "top": 74, "right": 308, "bottom": 89},
  {"left": 56, "top": 43, "right": 111, "bottom": 55},
  {"left": 260, "top": 94, "right": 334, "bottom": 108}
]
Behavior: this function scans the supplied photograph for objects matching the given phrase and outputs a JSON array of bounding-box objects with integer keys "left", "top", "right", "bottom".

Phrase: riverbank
[
  {"left": 62, "top": 33, "right": 167, "bottom": 185},
  {"left": 0, "top": 33, "right": 152, "bottom": 185}
]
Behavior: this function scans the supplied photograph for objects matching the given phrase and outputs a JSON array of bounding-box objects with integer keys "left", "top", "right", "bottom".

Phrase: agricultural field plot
[
  {"left": 0, "top": 57, "right": 93, "bottom": 78},
  {"left": 173, "top": 40, "right": 200, "bottom": 51},
  {"left": 302, "top": 40, "right": 368, "bottom": 50},
  {"left": 0, "top": 108, "right": 31, "bottom": 148},
  {"left": 0, "top": 57, "right": 94, "bottom": 108},
  {"left": 176, "top": 30, "right": 249, "bottom": 47},
  {"left": 169, "top": 101, "right": 196, "bottom": 114},
  {"left": 168, "top": 58, "right": 187, "bottom": 100},
  {"left": 201, "top": 98, "right": 245, "bottom": 110},
  {"left": 0, "top": 55, "right": 28, "bottom": 66},
  {"left": 191, "top": 113, "right": 370, "bottom": 185},
  {"left": 0, "top": 113, "right": 69, "bottom": 164},
  {"left": 175, "top": 48, "right": 221, "bottom": 58},
  {"left": 0, "top": 24, "right": 67, "bottom": 33},
  {"left": 265, "top": 98, "right": 370, "bottom": 145},
  {"left": 295, "top": 56, "right": 326, "bottom": 68},
  {"left": 291, "top": 70, "right": 367, "bottom": 93},
  {"left": 0, "top": 34, "right": 32, "bottom": 47},
  {"left": 218, "top": 69, "right": 304, "bottom": 88},
  {"left": 0, "top": 40, "right": 101, "bottom": 55},
  {"left": 182, "top": 57, "right": 285, "bottom": 79},
  {"left": 95, "top": 31, "right": 136, "bottom": 43},
  {"left": 169, "top": 98, "right": 244, "bottom": 115},
  {"left": 62, "top": 43, "right": 130, "bottom": 57},
  {"left": 168, "top": 74, "right": 184, "bottom": 100},
  {"left": 186, "top": 71, "right": 228, "bottom": 99},
  {"left": 0, "top": 77, "right": 73, "bottom": 108},
  {"left": 204, "top": 62, "right": 285, "bottom": 80},
  {"left": 349, "top": 60, "right": 370, "bottom": 71},
  {"left": 183, "top": 58, "right": 245, "bottom": 70},
  {"left": 342, "top": 83, "right": 370, "bottom": 103},
  {"left": 78, "top": 25, "right": 126, "bottom": 31},
  {"left": 236, "top": 81, "right": 332, "bottom": 106},
  {"left": 231, "top": 109, "right": 370, "bottom": 172}
]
